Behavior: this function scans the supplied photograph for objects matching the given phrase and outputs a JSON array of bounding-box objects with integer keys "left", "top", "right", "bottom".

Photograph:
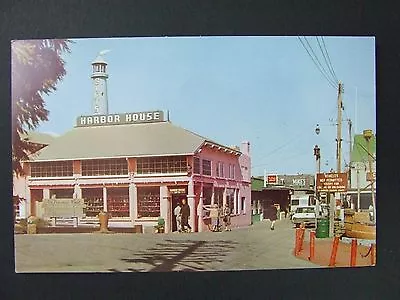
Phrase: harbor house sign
[{"left": 76, "top": 110, "right": 164, "bottom": 127}]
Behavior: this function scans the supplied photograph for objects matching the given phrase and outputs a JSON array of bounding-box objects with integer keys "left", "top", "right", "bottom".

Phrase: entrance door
[{"left": 171, "top": 195, "right": 184, "bottom": 232}]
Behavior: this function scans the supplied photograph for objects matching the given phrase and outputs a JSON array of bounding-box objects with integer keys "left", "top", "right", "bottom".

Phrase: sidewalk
[{"left": 294, "top": 229, "right": 376, "bottom": 267}]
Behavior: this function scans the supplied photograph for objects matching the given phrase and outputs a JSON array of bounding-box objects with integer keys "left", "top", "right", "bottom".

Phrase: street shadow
[{"left": 114, "top": 239, "right": 238, "bottom": 272}]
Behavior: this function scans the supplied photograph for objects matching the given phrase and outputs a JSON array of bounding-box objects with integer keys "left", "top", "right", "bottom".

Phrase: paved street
[{"left": 15, "top": 218, "right": 319, "bottom": 272}]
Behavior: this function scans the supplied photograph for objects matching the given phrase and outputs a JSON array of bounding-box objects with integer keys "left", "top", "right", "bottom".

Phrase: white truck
[{"left": 289, "top": 195, "right": 313, "bottom": 217}]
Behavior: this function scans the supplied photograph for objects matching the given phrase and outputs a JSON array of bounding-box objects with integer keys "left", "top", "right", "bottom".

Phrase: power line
[
  {"left": 321, "top": 36, "right": 339, "bottom": 83},
  {"left": 303, "top": 36, "right": 338, "bottom": 87},
  {"left": 316, "top": 36, "right": 338, "bottom": 83},
  {"left": 298, "top": 36, "right": 338, "bottom": 89}
]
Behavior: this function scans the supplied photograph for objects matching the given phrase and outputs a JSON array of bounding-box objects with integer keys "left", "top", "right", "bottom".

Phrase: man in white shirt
[{"left": 174, "top": 202, "right": 182, "bottom": 232}]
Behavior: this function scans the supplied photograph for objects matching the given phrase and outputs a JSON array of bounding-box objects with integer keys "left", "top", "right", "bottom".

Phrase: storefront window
[
  {"left": 107, "top": 187, "right": 129, "bottom": 218},
  {"left": 82, "top": 188, "right": 104, "bottom": 217},
  {"left": 202, "top": 186, "right": 212, "bottom": 206},
  {"left": 226, "top": 189, "right": 234, "bottom": 213},
  {"left": 214, "top": 188, "right": 224, "bottom": 206},
  {"left": 82, "top": 158, "right": 128, "bottom": 176},
  {"left": 30, "top": 161, "right": 73, "bottom": 177},
  {"left": 202, "top": 159, "right": 211, "bottom": 176},
  {"left": 137, "top": 187, "right": 160, "bottom": 218},
  {"left": 136, "top": 156, "right": 187, "bottom": 174}
]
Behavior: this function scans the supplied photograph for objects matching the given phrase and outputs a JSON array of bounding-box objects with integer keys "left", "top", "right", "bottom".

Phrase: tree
[{"left": 11, "top": 39, "right": 72, "bottom": 176}]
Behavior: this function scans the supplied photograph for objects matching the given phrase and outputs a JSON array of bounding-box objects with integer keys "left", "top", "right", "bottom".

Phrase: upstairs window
[
  {"left": 193, "top": 157, "right": 201, "bottom": 174},
  {"left": 136, "top": 156, "right": 187, "bottom": 174},
  {"left": 82, "top": 158, "right": 128, "bottom": 176},
  {"left": 30, "top": 161, "right": 73, "bottom": 177},
  {"left": 202, "top": 159, "right": 211, "bottom": 176}
]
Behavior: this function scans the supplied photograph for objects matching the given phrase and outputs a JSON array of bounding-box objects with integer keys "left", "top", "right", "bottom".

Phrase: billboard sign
[
  {"left": 265, "top": 174, "right": 278, "bottom": 185},
  {"left": 316, "top": 173, "right": 348, "bottom": 192}
]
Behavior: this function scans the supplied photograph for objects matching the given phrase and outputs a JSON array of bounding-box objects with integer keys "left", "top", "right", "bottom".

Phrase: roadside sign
[
  {"left": 366, "top": 171, "right": 376, "bottom": 182},
  {"left": 316, "top": 173, "right": 348, "bottom": 192},
  {"left": 266, "top": 174, "right": 278, "bottom": 184}
]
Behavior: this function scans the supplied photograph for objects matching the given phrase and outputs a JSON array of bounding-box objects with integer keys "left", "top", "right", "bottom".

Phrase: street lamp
[{"left": 315, "top": 124, "right": 320, "bottom": 135}]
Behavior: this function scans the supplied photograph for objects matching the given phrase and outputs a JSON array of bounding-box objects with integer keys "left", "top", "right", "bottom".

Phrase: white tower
[{"left": 91, "top": 51, "right": 109, "bottom": 115}]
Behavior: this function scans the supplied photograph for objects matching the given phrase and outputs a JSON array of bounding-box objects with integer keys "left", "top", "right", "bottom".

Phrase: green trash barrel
[{"left": 316, "top": 218, "right": 329, "bottom": 238}]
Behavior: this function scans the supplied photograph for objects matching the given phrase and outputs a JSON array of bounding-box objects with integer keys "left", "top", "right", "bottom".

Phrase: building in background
[
  {"left": 347, "top": 133, "right": 376, "bottom": 210},
  {"left": 14, "top": 53, "right": 252, "bottom": 233}
]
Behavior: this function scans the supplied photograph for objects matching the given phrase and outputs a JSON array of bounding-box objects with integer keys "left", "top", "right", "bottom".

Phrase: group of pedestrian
[
  {"left": 173, "top": 198, "right": 192, "bottom": 233},
  {"left": 204, "top": 203, "right": 232, "bottom": 232}
]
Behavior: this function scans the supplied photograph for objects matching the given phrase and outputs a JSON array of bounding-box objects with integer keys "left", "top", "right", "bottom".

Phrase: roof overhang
[
  {"left": 26, "top": 152, "right": 196, "bottom": 163},
  {"left": 197, "top": 140, "right": 241, "bottom": 156}
]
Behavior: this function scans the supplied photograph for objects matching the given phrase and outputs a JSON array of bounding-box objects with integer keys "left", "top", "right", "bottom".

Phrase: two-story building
[{"left": 22, "top": 113, "right": 252, "bottom": 233}]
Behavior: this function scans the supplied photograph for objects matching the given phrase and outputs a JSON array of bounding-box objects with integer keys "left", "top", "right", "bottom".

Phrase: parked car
[{"left": 291, "top": 206, "right": 316, "bottom": 228}]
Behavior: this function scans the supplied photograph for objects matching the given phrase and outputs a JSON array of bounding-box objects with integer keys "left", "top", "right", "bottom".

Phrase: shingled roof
[
  {"left": 21, "top": 132, "right": 57, "bottom": 146},
  {"left": 31, "top": 121, "right": 220, "bottom": 161}
]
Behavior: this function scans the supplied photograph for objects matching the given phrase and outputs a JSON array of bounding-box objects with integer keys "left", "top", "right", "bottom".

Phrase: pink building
[{"left": 20, "top": 111, "right": 252, "bottom": 233}]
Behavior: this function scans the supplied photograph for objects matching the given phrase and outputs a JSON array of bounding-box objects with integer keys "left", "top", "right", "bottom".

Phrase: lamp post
[{"left": 363, "top": 129, "right": 376, "bottom": 223}]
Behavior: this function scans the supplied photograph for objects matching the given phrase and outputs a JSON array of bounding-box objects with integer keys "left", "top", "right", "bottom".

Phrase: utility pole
[
  {"left": 348, "top": 119, "right": 352, "bottom": 187},
  {"left": 330, "top": 81, "right": 343, "bottom": 237},
  {"left": 336, "top": 82, "right": 343, "bottom": 173}
]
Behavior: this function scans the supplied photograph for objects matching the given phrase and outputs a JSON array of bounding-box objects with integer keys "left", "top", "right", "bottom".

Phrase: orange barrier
[
  {"left": 299, "top": 228, "right": 305, "bottom": 252},
  {"left": 309, "top": 231, "right": 315, "bottom": 261},
  {"left": 371, "top": 244, "right": 376, "bottom": 266},
  {"left": 350, "top": 239, "right": 357, "bottom": 267},
  {"left": 294, "top": 228, "right": 301, "bottom": 255},
  {"left": 329, "top": 236, "right": 340, "bottom": 267}
]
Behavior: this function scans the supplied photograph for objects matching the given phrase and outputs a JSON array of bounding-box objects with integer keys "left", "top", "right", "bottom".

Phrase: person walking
[
  {"left": 223, "top": 203, "right": 232, "bottom": 231},
  {"left": 205, "top": 203, "right": 219, "bottom": 232},
  {"left": 269, "top": 204, "right": 278, "bottom": 230},
  {"left": 180, "top": 198, "right": 192, "bottom": 232},
  {"left": 174, "top": 202, "right": 182, "bottom": 232}
]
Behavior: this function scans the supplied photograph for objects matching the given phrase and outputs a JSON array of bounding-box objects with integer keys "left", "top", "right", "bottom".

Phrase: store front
[{"left": 169, "top": 186, "right": 187, "bottom": 232}]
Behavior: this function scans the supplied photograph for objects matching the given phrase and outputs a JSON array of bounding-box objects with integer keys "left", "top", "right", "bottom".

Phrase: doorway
[{"left": 171, "top": 194, "right": 186, "bottom": 232}]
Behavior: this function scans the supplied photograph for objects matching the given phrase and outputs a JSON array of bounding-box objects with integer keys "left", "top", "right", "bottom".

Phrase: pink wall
[{"left": 194, "top": 142, "right": 252, "bottom": 230}]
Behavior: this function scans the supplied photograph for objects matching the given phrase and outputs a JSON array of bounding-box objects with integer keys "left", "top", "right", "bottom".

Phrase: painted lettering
[
  {"left": 80, "top": 117, "right": 86, "bottom": 125},
  {"left": 114, "top": 115, "right": 120, "bottom": 123},
  {"left": 126, "top": 113, "right": 132, "bottom": 122},
  {"left": 107, "top": 115, "right": 114, "bottom": 123},
  {"left": 93, "top": 116, "right": 99, "bottom": 124},
  {"left": 139, "top": 113, "right": 145, "bottom": 121},
  {"left": 153, "top": 111, "right": 160, "bottom": 120},
  {"left": 147, "top": 112, "right": 153, "bottom": 120},
  {"left": 100, "top": 116, "right": 106, "bottom": 123},
  {"left": 87, "top": 117, "right": 93, "bottom": 125}
]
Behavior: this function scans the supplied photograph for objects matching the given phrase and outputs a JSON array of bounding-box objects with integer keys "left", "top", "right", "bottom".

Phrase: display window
[
  {"left": 107, "top": 187, "right": 129, "bottom": 217},
  {"left": 137, "top": 186, "right": 160, "bottom": 218},
  {"left": 82, "top": 188, "right": 104, "bottom": 217}
]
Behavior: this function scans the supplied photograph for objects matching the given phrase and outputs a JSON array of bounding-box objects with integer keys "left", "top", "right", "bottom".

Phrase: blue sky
[{"left": 35, "top": 36, "right": 376, "bottom": 176}]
